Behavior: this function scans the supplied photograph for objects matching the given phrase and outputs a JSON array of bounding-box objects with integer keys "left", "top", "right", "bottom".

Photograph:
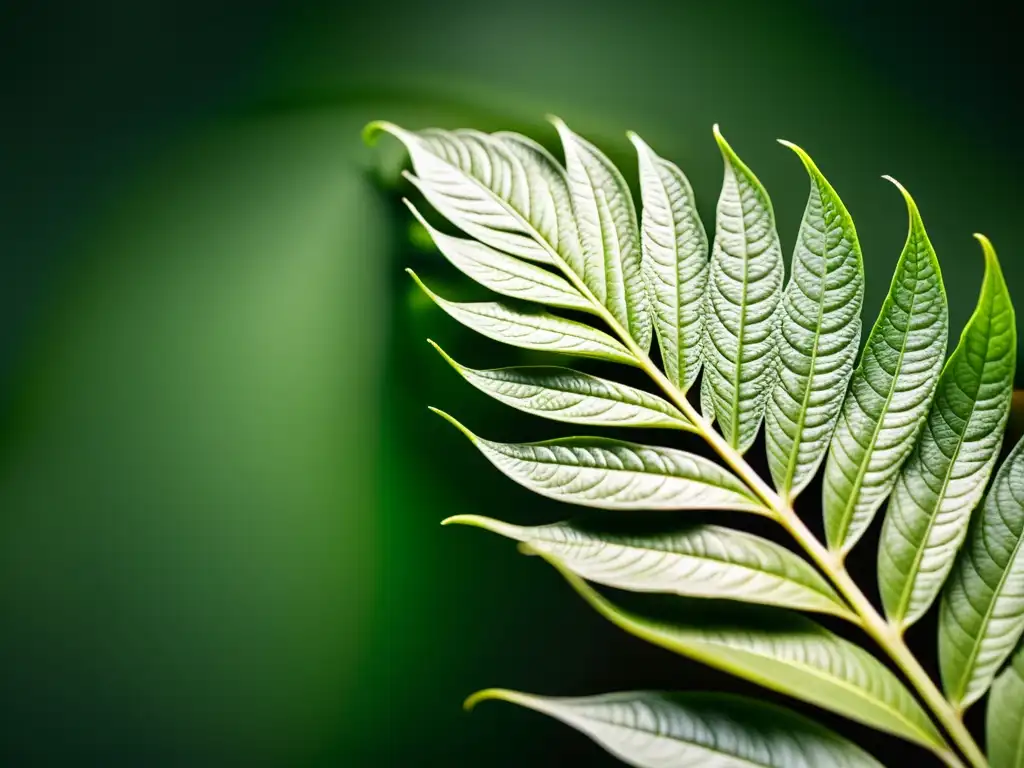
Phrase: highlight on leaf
[{"left": 367, "top": 116, "right": 1012, "bottom": 768}]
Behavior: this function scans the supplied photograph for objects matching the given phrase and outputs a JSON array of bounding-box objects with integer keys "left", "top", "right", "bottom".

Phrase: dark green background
[{"left": 1, "top": 1, "right": 1021, "bottom": 764}]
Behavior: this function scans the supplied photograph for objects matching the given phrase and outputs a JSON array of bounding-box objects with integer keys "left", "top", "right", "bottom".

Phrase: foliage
[{"left": 365, "top": 117, "right": 1023, "bottom": 768}]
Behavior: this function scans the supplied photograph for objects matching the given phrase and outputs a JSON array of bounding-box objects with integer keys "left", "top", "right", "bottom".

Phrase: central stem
[
  {"left": 527, "top": 235, "right": 985, "bottom": 767},
  {"left": 626, "top": 341, "right": 986, "bottom": 768}
]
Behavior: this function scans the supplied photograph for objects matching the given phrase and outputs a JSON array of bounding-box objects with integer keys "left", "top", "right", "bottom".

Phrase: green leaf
[
  {"left": 465, "top": 689, "right": 884, "bottom": 768},
  {"left": 551, "top": 117, "right": 651, "bottom": 351},
  {"left": 702, "top": 126, "right": 785, "bottom": 454},
  {"left": 765, "top": 142, "right": 864, "bottom": 499},
  {"left": 404, "top": 200, "right": 592, "bottom": 314},
  {"left": 407, "top": 270, "right": 636, "bottom": 366},
  {"left": 547, "top": 563, "right": 947, "bottom": 754},
  {"left": 365, "top": 122, "right": 573, "bottom": 264},
  {"left": 430, "top": 409, "right": 766, "bottom": 513},
  {"left": 429, "top": 342, "right": 692, "bottom": 430},
  {"left": 629, "top": 132, "right": 708, "bottom": 391},
  {"left": 879, "top": 235, "right": 1016, "bottom": 629},
  {"left": 987, "top": 641, "right": 1024, "bottom": 768},
  {"left": 939, "top": 434, "right": 1024, "bottom": 711},
  {"left": 822, "top": 178, "right": 948, "bottom": 554},
  {"left": 444, "top": 515, "right": 851, "bottom": 618}
]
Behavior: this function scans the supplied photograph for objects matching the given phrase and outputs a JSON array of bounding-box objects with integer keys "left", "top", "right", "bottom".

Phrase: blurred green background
[{"left": 1, "top": 1, "right": 1021, "bottom": 764}]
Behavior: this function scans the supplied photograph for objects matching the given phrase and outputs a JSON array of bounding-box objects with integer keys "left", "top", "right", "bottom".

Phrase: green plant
[{"left": 364, "top": 117, "right": 1024, "bottom": 768}]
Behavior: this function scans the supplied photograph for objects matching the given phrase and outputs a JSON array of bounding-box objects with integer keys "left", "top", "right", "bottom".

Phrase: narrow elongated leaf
[
  {"left": 546, "top": 563, "right": 946, "bottom": 754},
  {"left": 444, "top": 515, "right": 851, "bottom": 618},
  {"left": 702, "top": 126, "right": 784, "bottom": 453},
  {"left": 880, "top": 236, "right": 1016, "bottom": 628},
  {"left": 630, "top": 132, "right": 709, "bottom": 391},
  {"left": 429, "top": 342, "right": 692, "bottom": 430},
  {"left": 940, "top": 434, "right": 1024, "bottom": 711},
  {"left": 823, "top": 179, "right": 948, "bottom": 554},
  {"left": 987, "top": 641, "right": 1024, "bottom": 768},
  {"left": 405, "top": 200, "right": 592, "bottom": 313},
  {"left": 552, "top": 118, "right": 651, "bottom": 351},
  {"left": 465, "top": 689, "right": 884, "bottom": 768},
  {"left": 766, "top": 143, "right": 864, "bottom": 499},
  {"left": 365, "top": 122, "right": 572, "bottom": 263},
  {"left": 408, "top": 270, "right": 636, "bottom": 366},
  {"left": 430, "top": 409, "right": 766, "bottom": 513}
]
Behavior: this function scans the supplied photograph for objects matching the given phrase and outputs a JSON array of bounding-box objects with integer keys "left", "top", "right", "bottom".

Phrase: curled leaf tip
[
  {"left": 463, "top": 688, "right": 513, "bottom": 712},
  {"left": 428, "top": 407, "right": 477, "bottom": 441},
  {"left": 361, "top": 120, "right": 396, "bottom": 147}
]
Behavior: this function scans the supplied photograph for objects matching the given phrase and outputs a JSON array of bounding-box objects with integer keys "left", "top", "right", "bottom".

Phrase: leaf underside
[
  {"left": 940, "top": 433, "right": 1024, "bottom": 711},
  {"left": 446, "top": 516, "right": 850, "bottom": 617},
  {"left": 987, "top": 642, "right": 1024, "bottom": 768},
  {"left": 822, "top": 180, "right": 948, "bottom": 554},
  {"left": 466, "top": 689, "right": 884, "bottom": 768},
  {"left": 879, "top": 237, "right": 1016, "bottom": 628},
  {"left": 765, "top": 142, "right": 864, "bottom": 499},
  {"left": 549, "top": 562, "right": 945, "bottom": 753}
]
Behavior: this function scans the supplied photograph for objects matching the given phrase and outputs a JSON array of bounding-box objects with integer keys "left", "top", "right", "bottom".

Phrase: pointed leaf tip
[
  {"left": 361, "top": 120, "right": 392, "bottom": 146},
  {"left": 463, "top": 688, "right": 515, "bottom": 712},
  {"left": 427, "top": 407, "right": 477, "bottom": 441}
]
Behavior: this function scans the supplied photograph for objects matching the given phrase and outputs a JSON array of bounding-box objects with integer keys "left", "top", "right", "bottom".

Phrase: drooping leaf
[
  {"left": 465, "top": 689, "right": 884, "bottom": 768},
  {"left": 630, "top": 132, "right": 708, "bottom": 391},
  {"left": 765, "top": 142, "right": 864, "bottom": 499},
  {"left": 444, "top": 515, "right": 851, "bottom": 618},
  {"left": 702, "top": 126, "right": 785, "bottom": 453},
  {"left": 364, "top": 122, "right": 572, "bottom": 263},
  {"left": 430, "top": 409, "right": 766, "bottom": 513},
  {"left": 407, "top": 270, "right": 636, "bottom": 366},
  {"left": 940, "top": 434, "right": 1024, "bottom": 711},
  {"left": 429, "top": 342, "right": 692, "bottom": 430},
  {"left": 551, "top": 117, "right": 651, "bottom": 350},
  {"left": 405, "top": 200, "right": 592, "bottom": 313},
  {"left": 987, "top": 640, "right": 1024, "bottom": 768},
  {"left": 822, "top": 178, "right": 948, "bottom": 554},
  {"left": 879, "top": 236, "right": 1016, "bottom": 629},
  {"left": 545, "top": 562, "right": 947, "bottom": 754}
]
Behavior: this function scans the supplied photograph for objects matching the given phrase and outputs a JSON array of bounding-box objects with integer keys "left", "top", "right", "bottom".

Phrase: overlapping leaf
[
  {"left": 429, "top": 342, "right": 692, "bottom": 430},
  {"left": 940, "top": 434, "right": 1024, "bottom": 711},
  {"left": 702, "top": 126, "right": 785, "bottom": 453},
  {"left": 466, "top": 690, "right": 884, "bottom": 768},
  {"left": 408, "top": 270, "right": 636, "bottom": 366},
  {"left": 987, "top": 641, "right": 1024, "bottom": 768},
  {"left": 431, "top": 410, "right": 765, "bottom": 513},
  {"left": 879, "top": 236, "right": 1016, "bottom": 629},
  {"left": 823, "top": 179, "right": 948, "bottom": 554},
  {"left": 630, "top": 132, "right": 708, "bottom": 391},
  {"left": 406, "top": 200, "right": 592, "bottom": 313},
  {"left": 445, "top": 516, "right": 850, "bottom": 617},
  {"left": 548, "top": 563, "right": 946, "bottom": 754},
  {"left": 765, "top": 143, "right": 864, "bottom": 499}
]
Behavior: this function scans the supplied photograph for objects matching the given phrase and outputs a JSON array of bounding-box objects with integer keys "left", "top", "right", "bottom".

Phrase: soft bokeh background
[{"left": 1, "top": 1, "right": 1021, "bottom": 764}]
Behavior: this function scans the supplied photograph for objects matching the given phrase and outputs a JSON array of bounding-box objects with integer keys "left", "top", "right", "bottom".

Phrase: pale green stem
[{"left": 552, "top": 273, "right": 985, "bottom": 767}]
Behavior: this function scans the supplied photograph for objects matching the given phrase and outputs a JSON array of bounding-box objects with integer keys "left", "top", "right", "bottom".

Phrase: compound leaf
[
  {"left": 766, "top": 142, "right": 863, "bottom": 499},
  {"left": 431, "top": 409, "right": 766, "bottom": 513},
  {"left": 823, "top": 179, "right": 948, "bottom": 554},
  {"left": 879, "top": 236, "right": 1016, "bottom": 629},
  {"left": 465, "top": 689, "right": 884, "bottom": 768},
  {"left": 702, "top": 126, "right": 784, "bottom": 454}
]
